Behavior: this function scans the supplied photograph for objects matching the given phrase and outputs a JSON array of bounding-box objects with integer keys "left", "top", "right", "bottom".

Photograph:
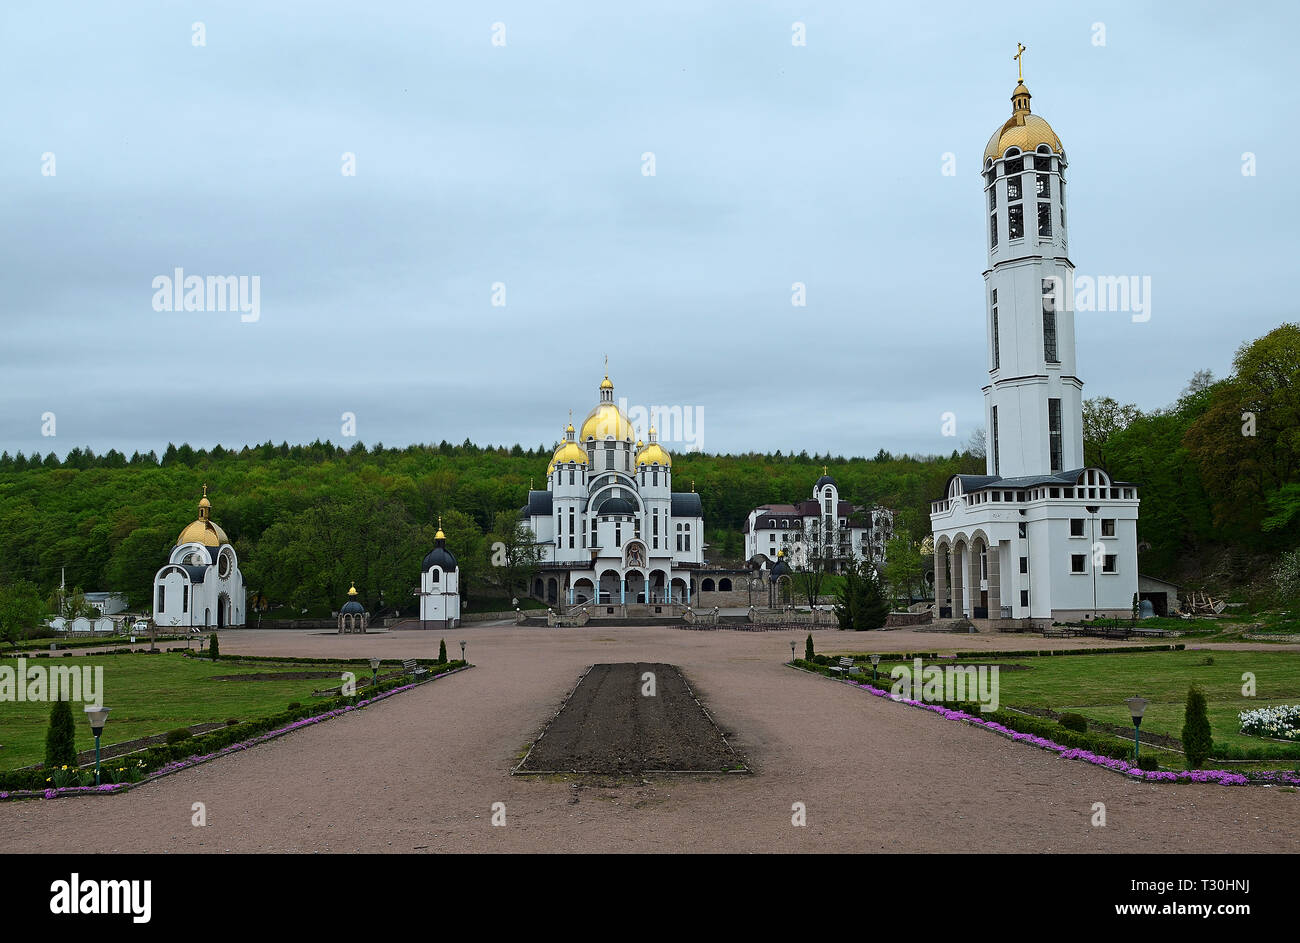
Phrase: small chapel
[{"left": 152, "top": 486, "right": 247, "bottom": 629}]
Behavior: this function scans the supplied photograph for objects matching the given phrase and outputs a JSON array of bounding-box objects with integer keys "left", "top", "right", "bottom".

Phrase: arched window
[
  {"left": 431, "top": 568, "right": 440, "bottom": 584},
  {"left": 702, "top": 578, "right": 715, "bottom": 592},
  {"left": 719, "top": 578, "right": 732, "bottom": 591}
]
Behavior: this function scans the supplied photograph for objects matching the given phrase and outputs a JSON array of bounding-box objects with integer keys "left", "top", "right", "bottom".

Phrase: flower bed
[
  {"left": 791, "top": 662, "right": 1300, "bottom": 788},
  {"left": 0, "top": 664, "right": 470, "bottom": 801},
  {"left": 1239, "top": 704, "right": 1300, "bottom": 742}
]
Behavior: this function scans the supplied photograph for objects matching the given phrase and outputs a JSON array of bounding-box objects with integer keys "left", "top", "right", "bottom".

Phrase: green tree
[
  {"left": 45, "top": 699, "right": 77, "bottom": 769},
  {"left": 1082, "top": 396, "right": 1141, "bottom": 471},
  {"left": 439, "top": 638, "right": 448, "bottom": 663},
  {"left": 883, "top": 533, "right": 923, "bottom": 608},
  {"left": 804, "top": 633, "right": 814, "bottom": 661},
  {"left": 486, "top": 510, "right": 542, "bottom": 600},
  {"left": 209, "top": 632, "right": 220, "bottom": 660},
  {"left": 1181, "top": 686, "right": 1213, "bottom": 769},
  {"left": 0, "top": 579, "right": 47, "bottom": 648}
]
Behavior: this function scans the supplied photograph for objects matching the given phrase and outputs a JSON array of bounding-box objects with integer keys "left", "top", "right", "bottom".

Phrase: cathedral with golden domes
[
  {"left": 525, "top": 372, "right": 705, "bottom": 607},
  {"left": 152, "top": 486, "right": 246, "bottom": 629}
]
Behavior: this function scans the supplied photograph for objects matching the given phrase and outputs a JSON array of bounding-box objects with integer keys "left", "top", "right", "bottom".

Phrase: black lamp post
[
  {"left": 369, "top": 656, "right": 381, "bottom": 688},
  {"left": 789, "top": 639, "right": 797, "bottom": 663},
  {"left": 459, "top": 640, "right": 466, "bottom": 663},
  {"left": 84, "top": 706, "right": 110, "bottom": 786},
  {"left": 1125, "top": 696, "right": 1148, "bottom": 763},
  {"left": 870, "top": 653, "right": 882, "bottom": 682}
]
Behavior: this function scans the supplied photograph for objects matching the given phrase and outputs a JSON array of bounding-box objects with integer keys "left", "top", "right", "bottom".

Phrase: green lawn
[
  {"left": 0, "top": 653, "right": 354, "bottom": 770},
  {"left": 831, "top": 648, "right": 1300, "bottom": 758}
]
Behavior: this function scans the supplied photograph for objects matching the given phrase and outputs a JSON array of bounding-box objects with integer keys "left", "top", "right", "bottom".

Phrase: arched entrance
[
  {"left": 573, "top": 578, "right": 593, "bottom": 604},
  {"left": 625, "top": 570, "right": 646, "bottom": 603}
]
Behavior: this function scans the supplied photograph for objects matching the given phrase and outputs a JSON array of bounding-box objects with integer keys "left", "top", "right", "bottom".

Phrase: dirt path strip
[{"left": 516, "top": 663, "right": 747, "bottom": 774}]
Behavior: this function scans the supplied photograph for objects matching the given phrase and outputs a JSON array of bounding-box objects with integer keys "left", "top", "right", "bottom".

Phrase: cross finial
[
  {"left": 823, "top": 465, "right": 827, "bottom": 476},
  {"left": 202, "top": 483, "right": 208, "bottom": 497},
  {"left": 1014, "top": 43, "right": 1026, "bottom": 82}
]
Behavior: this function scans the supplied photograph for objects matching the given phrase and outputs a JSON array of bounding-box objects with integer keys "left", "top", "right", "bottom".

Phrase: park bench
[
  {"left": 831, "top": 656, "right": 859, "bottom": 676},
  {"left": 402, "top": 658, "right": 428, "bottom": 680}
]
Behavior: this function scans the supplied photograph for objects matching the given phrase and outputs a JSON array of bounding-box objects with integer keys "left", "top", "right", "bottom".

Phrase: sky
[{"left": 2, "top": 1, "right": 1295, "bottom": 461}]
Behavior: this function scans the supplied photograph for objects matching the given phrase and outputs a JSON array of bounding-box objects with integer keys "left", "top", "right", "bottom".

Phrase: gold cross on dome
[
  {"left": 1014, "top": 43, "right": 1026, "bottom": 82},
  {"left": 202, "top": 483, "right": 208, "bottom": 497},
  {"left": 823, "top": 465, "right": 827, "bottom": 476}
]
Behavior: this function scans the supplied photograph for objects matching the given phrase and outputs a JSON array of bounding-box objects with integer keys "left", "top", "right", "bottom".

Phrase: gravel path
[{"left": 2, "top": 626, "right": 1297, "bottom": 853}]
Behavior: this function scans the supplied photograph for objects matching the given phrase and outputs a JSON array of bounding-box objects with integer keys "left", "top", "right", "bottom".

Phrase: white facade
[
  {"left": 743, "top": 472, "right": 893, "bottom": 572},
  {"left": 526, "top": 373, "right": 705, "bottom": 606},
  {"left": 419, "top": 524, "right": 460, "bottom": 628},
  {"left": 152, "top": 489, "right": 245, "bottom": 629},
  {"left": 929, "top": 74, "right": 1140, "bottom": 622}
]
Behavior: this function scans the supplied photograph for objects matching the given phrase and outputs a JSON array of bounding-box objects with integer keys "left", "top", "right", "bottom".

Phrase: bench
[
  {"left": 830, "top": 656, "right": 859, "bottom": 676},
  {"left": 402, "top": 658, "right": 428, "bottom": 680}
]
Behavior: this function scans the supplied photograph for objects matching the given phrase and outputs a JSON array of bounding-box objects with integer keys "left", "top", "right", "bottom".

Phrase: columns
[
  {"left": 620, "top": 578, "right": 626, "bottom": 605},
  {"left": 951, "top": 543, "right": 965, "bottom": 618},
  {"left": 969, "top": 539, "right": 984, "bottom": 617},
  {"left": 988, "top": 541, "right": 1002, "bottom": 617},
  {"left": 934, "top": 546, "right": 948, "bottom": 613}
]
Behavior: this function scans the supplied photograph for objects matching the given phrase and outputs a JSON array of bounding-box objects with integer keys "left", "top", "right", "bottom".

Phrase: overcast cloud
[{"left": 1, "top": 1, "right": 1294, "bottom": 459}]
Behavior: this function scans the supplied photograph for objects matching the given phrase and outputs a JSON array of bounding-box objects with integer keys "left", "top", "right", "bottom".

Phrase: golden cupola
[
  {"left": 176, "top": 484, "right": 230, "bottom": 547},
  {"left": 579, "top": 371, "right": 635, "bottom": 442},
  {"left": 635, "top": 424, "right": 672, "bottom": 467},
  {"left": 983, "top": 45, "right": 1063, "bottom": 163},
  {"left": 548, "top": 418, "right": 589, "bottom": 474}
]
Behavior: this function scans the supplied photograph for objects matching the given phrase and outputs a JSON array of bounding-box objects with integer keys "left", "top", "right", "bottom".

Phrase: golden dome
[
  {"left": 347, "top": 583, "right": 358, "bottom": 597},
  {"left": 599, "top": 375, "right": 614, "bottom": 390},
  {"left": 580, "top": 402, "right": 634, "bottom": 441},
  {"left": 635, "top": 442, "right": 672, "bottom": 467},
  {"left": 176, "top": 486, "right": 229, "bottom": 547},
  {"left": 548, "top": 441, "right": 589, "bottom": 474},
  {"left": 983, "top": 83, "right": 1063, "bottom": 163},
  {"left": 435, "top": 515, "right": 446, "bottom": 541}
]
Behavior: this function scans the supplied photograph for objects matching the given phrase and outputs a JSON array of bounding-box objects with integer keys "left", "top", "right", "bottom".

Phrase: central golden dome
[
  {"left": 984, "top": 82, "right": 1063, "bottom": 163},
  {"left": 580, "top": 403, "right": 634, "bottom": 441}
]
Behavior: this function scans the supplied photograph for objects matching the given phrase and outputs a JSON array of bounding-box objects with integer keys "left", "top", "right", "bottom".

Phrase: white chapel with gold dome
[
  {"left": 524, "top": 372, "right": 705, "bottom": 607},
  {"left": 152, "top": 486, "right": 246, "bottom": 629}
]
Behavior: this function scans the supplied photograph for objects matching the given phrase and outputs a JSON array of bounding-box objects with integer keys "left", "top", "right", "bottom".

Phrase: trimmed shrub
[
  {"left": 1182, "top": 686, "right": 1213, "bottom": 769},
  {"left": 225, "top": 719, "right": 239, "bottom": 726},
  {"left": 164, "top": 728, "right": 192, "bottom": 745},
  {"left": 1059, "top": 712, "right": 1088, "bottom": 733},
  {"left": 439, "top": 639, "right": 447, "bottom": 663},
  {"left": 805, "top": 634, "right": 814, "bottom": 661},
  {"left": 1137, "top": 755, "right": 1160, "bottom": 771},
  {"left": 209, "top": 633, "right": 220, "bottom": 660},
  {"left": 45, "top": 699, "right": 77, "bottom": 769},
  {"left": 287, "top": 701, "right": 302, "bottom": 711}
]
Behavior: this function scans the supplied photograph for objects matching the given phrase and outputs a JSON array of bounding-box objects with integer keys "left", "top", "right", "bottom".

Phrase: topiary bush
[
  {"left": 1059, "top": 712, "right": 1088, "bottom": 733},
  {"left": 1182, "top": 686, "right": 1213, "bottom": 769},
  {"left": 805, "top": 634, "right": 815, "bottom": 661},
  {"left": 287, "top": 701, "right": 302, "bottom": 710},
  {"left": 1137, "top": 755, "right": 1160, "bottom": 771},
  {"left": 439, "top": 638, "right": 447, "bottom": 663},
  {"left": 164, "top": 728, "right": 192, "bottom": 745},
  {"left": 209, "top": 633, "right": 220, "bottom": 660},
  {"left": 44, "top": 699, "right": 77, "bottom": 769}
]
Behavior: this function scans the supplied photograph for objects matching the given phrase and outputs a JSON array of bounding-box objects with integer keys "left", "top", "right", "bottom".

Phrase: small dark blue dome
[
  {"left": 340, "top": 600, "right": 365, "bottom": 615},
  {"left": 423, "top": 544, "right": 458, "bottom": 572},
  {"left": 816, "top": 474, "right": 837, "bottom": 488},
  {"left": 770, "top": 559, "right": 790, "bottom": 579},
  {"left": 597, "top": 496, "right": 635, "bottom": 515}
]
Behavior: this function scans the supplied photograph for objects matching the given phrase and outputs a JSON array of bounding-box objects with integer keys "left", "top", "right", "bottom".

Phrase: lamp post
[
  {"left": 1125, "top": 695, "right": 1148, "bottom": 764},
  {"left": 870, "top": 653, "right": 882, "bottom": 682},
  {"left": 789, "top": 640, "right": 797, "bottom": 663},
  {"left": 369, "top": 656, "right": 381, "bottom": 689},
  {"left": 84, "top": 706, "right": 110, "bottom": 786},
  {"left": 459, "top": 640, "right": 467, "bottom": 663}
]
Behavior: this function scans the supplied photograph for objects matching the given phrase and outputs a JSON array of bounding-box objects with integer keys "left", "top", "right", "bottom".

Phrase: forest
[{"left": 0, "top": 323, "right": 1296, "bottom": 616}]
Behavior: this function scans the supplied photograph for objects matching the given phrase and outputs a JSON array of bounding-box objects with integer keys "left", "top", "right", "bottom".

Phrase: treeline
[
  {"left": 1086, "top": 323, "right": 1300, "bottom": 581},
  {"left": 0, "top": 438, "right": 978, "bottom": 612}
]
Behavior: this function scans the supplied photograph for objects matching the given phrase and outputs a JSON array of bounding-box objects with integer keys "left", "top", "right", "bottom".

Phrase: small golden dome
[
  {"left": 566, "top": 422, "right": 575, "bottom": 434},
  {"left": 635, "top": 440, "right": 643, "bottom": 449},
  {"left": 580, "top": 402, "right": 635, "bottom": 441},
  {"left": 636, "top": 442, "right": 672, "bottom": 467},
  {"left": 984, "top": 83, "right": 1063, "bottom": 163},
  {"left": 348, "top": 583, "right": 358, "bottom": 597},
  {"left": 177, "top": 487, "right": 229, "bottom": 547},
  {"left": 548, "top": 441, "right": 589, "bottom": 474},
  {"left": 600, "top": 375, "right": 614, "bottom": 390},
  {"left": 435, "top": 515, "right": 446, "bottom": 541}
]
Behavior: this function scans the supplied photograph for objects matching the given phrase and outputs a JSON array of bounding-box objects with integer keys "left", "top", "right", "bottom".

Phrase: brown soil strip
[{"left": 516, "top": 662, "right": 747, "bottom": 775}]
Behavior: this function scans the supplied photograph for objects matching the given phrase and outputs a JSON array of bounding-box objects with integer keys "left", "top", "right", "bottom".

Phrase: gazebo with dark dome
[{"left": 338, "top": 583, "right": 368, "bottom": 634}]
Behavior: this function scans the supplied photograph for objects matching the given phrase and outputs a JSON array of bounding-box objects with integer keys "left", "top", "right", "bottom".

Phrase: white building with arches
[
  {"left": 524, "top": 372, "right": 705, "bottom": 607},
  {"left": 153, "top": 487, "right": 246, "bottom": 630},
  {"left": 929, "top": 63, "right": 1140, "bottom": 624}
]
